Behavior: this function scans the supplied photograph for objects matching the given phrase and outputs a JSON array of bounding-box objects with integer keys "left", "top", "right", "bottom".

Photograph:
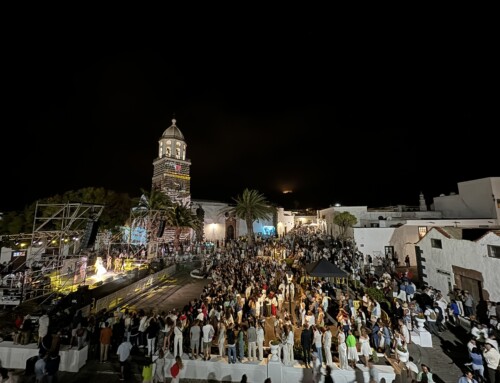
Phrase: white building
[
  {"left": 433, "top": 177, "right": 500, "bottom": 219},
  {"left": 319, "top": 178, "right": 500, "bottom": 270},
  {"left": 416, "top": 227, "right": 500, "bottom": 302},
  {"left": 192, "top": 199, "right": 283, "bottom": 243}
]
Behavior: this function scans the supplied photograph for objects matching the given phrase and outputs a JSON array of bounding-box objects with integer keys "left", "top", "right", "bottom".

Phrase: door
[{"left": 460, "top": 276, "right": 483, "bottom": 305}]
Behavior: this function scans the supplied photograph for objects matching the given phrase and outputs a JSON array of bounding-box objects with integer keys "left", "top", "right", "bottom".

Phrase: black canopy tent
[{"left": 305, "top": 258, "right": 349, "bottom": 284}]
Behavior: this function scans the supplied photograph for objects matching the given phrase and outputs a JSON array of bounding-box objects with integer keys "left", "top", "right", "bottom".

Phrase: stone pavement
[{"left": 407, "top": 319, "right": 472, "bottom": 383}]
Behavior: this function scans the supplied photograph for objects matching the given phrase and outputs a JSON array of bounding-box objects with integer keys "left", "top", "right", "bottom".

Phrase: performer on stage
[{"left": 94, "top": 256, "right": 107, "bottom": 276}]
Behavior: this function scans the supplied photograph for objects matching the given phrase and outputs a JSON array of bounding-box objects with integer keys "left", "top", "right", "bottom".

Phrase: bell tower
[{"left": 152, "top": 118, "right": 191, "bottom": 206}]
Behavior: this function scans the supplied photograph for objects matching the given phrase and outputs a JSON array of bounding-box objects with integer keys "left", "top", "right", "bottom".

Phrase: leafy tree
[
  {"left": 223, "top": 188, "right": 275, "bottom": 247},
  {"left": 333, "top": 211, "right": 357, "bottom": 242},
  {"left": 0, "top": 187, "right": 134, "bottom": 235}
]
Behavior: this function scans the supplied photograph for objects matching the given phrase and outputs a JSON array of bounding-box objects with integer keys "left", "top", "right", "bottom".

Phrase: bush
[{"left": 365, "top": 287, "right": 387, "bottom": 304}]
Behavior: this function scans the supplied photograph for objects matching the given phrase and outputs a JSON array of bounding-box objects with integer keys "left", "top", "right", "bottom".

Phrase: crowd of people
[{"left": 1, "top": 229, "right": 499, "bottom": 383}]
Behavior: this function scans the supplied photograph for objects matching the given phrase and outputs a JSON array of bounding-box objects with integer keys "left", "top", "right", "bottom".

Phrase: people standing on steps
[
  {"left": 300, "top": 323, "right": 312, "bottom": 368},
  {"left": 323, "top": 325, "right": 333, "bottom": 367},
  {"left": 257, "top": 320, "right": 266, "bottom": 361},
  {"left": 337, "top": 324, "right": 349, "bottom": 370}
]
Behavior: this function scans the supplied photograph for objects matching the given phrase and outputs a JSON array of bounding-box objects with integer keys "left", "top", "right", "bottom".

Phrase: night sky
[{"left": 2, "top": 16, "right": 497, "bottom": 212}]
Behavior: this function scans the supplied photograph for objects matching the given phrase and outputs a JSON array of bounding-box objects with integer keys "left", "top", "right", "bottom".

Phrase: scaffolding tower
[{"left": 0, "top": 201, "right": 105, "bottom": 306}]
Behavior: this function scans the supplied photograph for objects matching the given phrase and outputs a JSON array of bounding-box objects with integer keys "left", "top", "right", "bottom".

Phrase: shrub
[{"left": 365, "top": 287, "right": 386, "bottom": 304}]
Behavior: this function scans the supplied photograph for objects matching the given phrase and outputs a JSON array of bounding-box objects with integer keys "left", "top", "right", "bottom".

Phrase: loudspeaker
[
  {"left": 87, "top": 221, "right": 99, "bottom": 247},
  {"left": 81, "top": 220, "right": 99, "bottom": 249},
  {"left": 157, "top": 220, "right": 166, "bottom": 238}
]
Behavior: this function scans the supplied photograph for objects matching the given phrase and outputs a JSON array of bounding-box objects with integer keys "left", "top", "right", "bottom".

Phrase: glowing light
[{"left": 94, "top": 257, "right": 107, "bottom": 276}]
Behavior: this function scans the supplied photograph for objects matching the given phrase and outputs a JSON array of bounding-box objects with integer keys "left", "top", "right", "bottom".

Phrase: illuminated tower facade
[{"left": 152, "top": 118, "right": 191, "bottom": 206}]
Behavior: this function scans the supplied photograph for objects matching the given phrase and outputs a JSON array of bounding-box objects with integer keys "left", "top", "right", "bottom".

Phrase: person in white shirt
[
  {"left": 321, "top": 293, "right": 330, "bottom": 315},
  {"left": 37, "top": 310, "right": 50, "bottom": 347},
  {"left": 195, "top": 309, "right": 204, "bottom": 323},
  {"left": 246, "top": 321, "right": 257, "bottom": 361},
  {"left": 424, "top": 306, "right": 440, "bottom": 336},
  {"left": 323, "top": 326, "right": 333, "bottom": 367},
  {"left": 467, "top": 338, "right": 477, "bottom": 353},
  {"left": 173, "top": 320, "right": 183, "bottom": 358},
  {"left": 202, "top": 320, "right": 215, "bottom": 361},
  {"left": 117, "top": 337, "right": 133, "bottom": 380},
  {"left": 406, "top": 356, "right": 419, "bottom": 382},
  {"left": 189, "top": 319, "right": 201, "bottom": 359},
  {"left": 277, "top": 289, "right": 284, "bottom": 313},
  {"left": 312, "top": 326, "right": 323, "bottom": 366},
  {"left": 483, "top": 341, "right": 500, "bottom": 383}
]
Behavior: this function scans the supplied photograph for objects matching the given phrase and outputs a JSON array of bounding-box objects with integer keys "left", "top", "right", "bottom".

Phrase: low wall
[
  {"left": 80, "top": 264, "right": 176, "bottom": 316},
  {"left": 163, "top": 355, "right": 395, "bottom": 383}
]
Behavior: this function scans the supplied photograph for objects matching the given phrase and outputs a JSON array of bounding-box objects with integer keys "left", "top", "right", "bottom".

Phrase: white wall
[
  {"left": 276, "top": 208, "right": 295, "bottom": 237},
  {"left": 433, "top": 177, "right": 499, "bottom": 219},
  {"left": 418, "top": 229, "right": 500, "bottom": 301},
  {"left": 198, "top": 201, "right": 230, "bottom": 242},
  {"left": 388, "top": 225, "right": 421, "bottom": 266},
  {"left": 196, "top": 200, "right": 278, "bottom": 242},
  {"left": 353, "top": 227, "right": 395, "bottom": 260}
]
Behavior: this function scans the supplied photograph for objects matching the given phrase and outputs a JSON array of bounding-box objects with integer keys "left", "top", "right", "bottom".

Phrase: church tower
[
  {"left": 152, "top": 118, "right": 191, "bottom": 206},
  {"left": 419, "top": 191, "right": 427, "bottom": 211}
]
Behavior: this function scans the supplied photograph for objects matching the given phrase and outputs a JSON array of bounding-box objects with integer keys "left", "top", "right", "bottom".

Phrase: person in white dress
[
  {"left": 359, "top": 328, "right": 372, "bottom": 367},
  {"left": 337, "top": 326, "right": 349, "bottom": 370},
  {"left": 285, "top": 323, "right": 294, "bottom": 365},
  {"left": 399, "top": 319, "right": 411, "bottom": 345},
  {"left": 256, "top": 320, "right": 265, "bottom": 361},
  {"left": 218, "top": 321, "right": 226, "bottom": 358}
]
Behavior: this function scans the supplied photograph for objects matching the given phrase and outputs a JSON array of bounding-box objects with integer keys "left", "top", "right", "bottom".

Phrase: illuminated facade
[{"left": 152, "top": 118, "right": 191, "bottom": 206}]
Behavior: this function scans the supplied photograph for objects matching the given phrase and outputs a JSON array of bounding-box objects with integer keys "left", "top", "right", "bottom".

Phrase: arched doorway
[
  {"left": 226, "top": 224, "right": 235, "bottom": 241},
  {"left": 225, "top": 216, "right": 236, "bottom": 241}
]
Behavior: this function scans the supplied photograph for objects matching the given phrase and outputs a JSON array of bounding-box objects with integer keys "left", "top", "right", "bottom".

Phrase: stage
[{"left": 0, "top": 341, "right": 88, "bottom": 372}]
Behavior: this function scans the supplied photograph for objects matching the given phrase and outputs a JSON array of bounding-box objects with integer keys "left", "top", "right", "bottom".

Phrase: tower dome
[{"left": 161, "top": 118, "right": 185, "bottom": 140}]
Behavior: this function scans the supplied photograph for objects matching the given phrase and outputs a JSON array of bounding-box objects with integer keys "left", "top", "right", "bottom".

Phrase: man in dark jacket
[{"left": 300, "top": 323, "right": 312, "bottom": 368}]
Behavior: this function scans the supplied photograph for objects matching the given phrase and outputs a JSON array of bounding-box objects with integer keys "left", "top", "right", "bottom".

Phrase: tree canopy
[
  {"left": 223, "top": 188, "right": 275, "bottom": 246},
  {"left": 333, "top": 211, "right": 357, "bottom": 241}
]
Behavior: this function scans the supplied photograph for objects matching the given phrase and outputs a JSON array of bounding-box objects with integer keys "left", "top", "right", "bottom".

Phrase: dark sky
[{"left": 2, "top": 16, "right": 497, "bottom": 212}]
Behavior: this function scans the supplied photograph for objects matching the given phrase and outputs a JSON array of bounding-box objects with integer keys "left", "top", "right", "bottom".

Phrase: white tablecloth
[{"left": 0, "top": 342, "right": 88, "bottom": 372}]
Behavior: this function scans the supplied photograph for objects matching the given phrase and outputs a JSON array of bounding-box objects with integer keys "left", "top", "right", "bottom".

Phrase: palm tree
[
  {"left": 131, "top": 188, "right": 173, "bottom": 244},
  {"left": 165, "top": 202, "right": 202, "bottom": 251},
  {"left": 134, "top": 188, "right": 173, "bottom": 212},
  {"left": 224, "top": 188, "right": 275, "bottom": 247}
]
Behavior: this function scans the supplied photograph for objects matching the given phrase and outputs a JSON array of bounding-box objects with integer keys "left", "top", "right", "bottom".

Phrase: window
[
  {"left": 487, "top": 245, "right": 500, "bottom": 259},
  {"left": 431, "top": 239, "right": 442, "bottom": 249},
  {"left": 418, "top": 226, "right": 427, "bottom": 238}
]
